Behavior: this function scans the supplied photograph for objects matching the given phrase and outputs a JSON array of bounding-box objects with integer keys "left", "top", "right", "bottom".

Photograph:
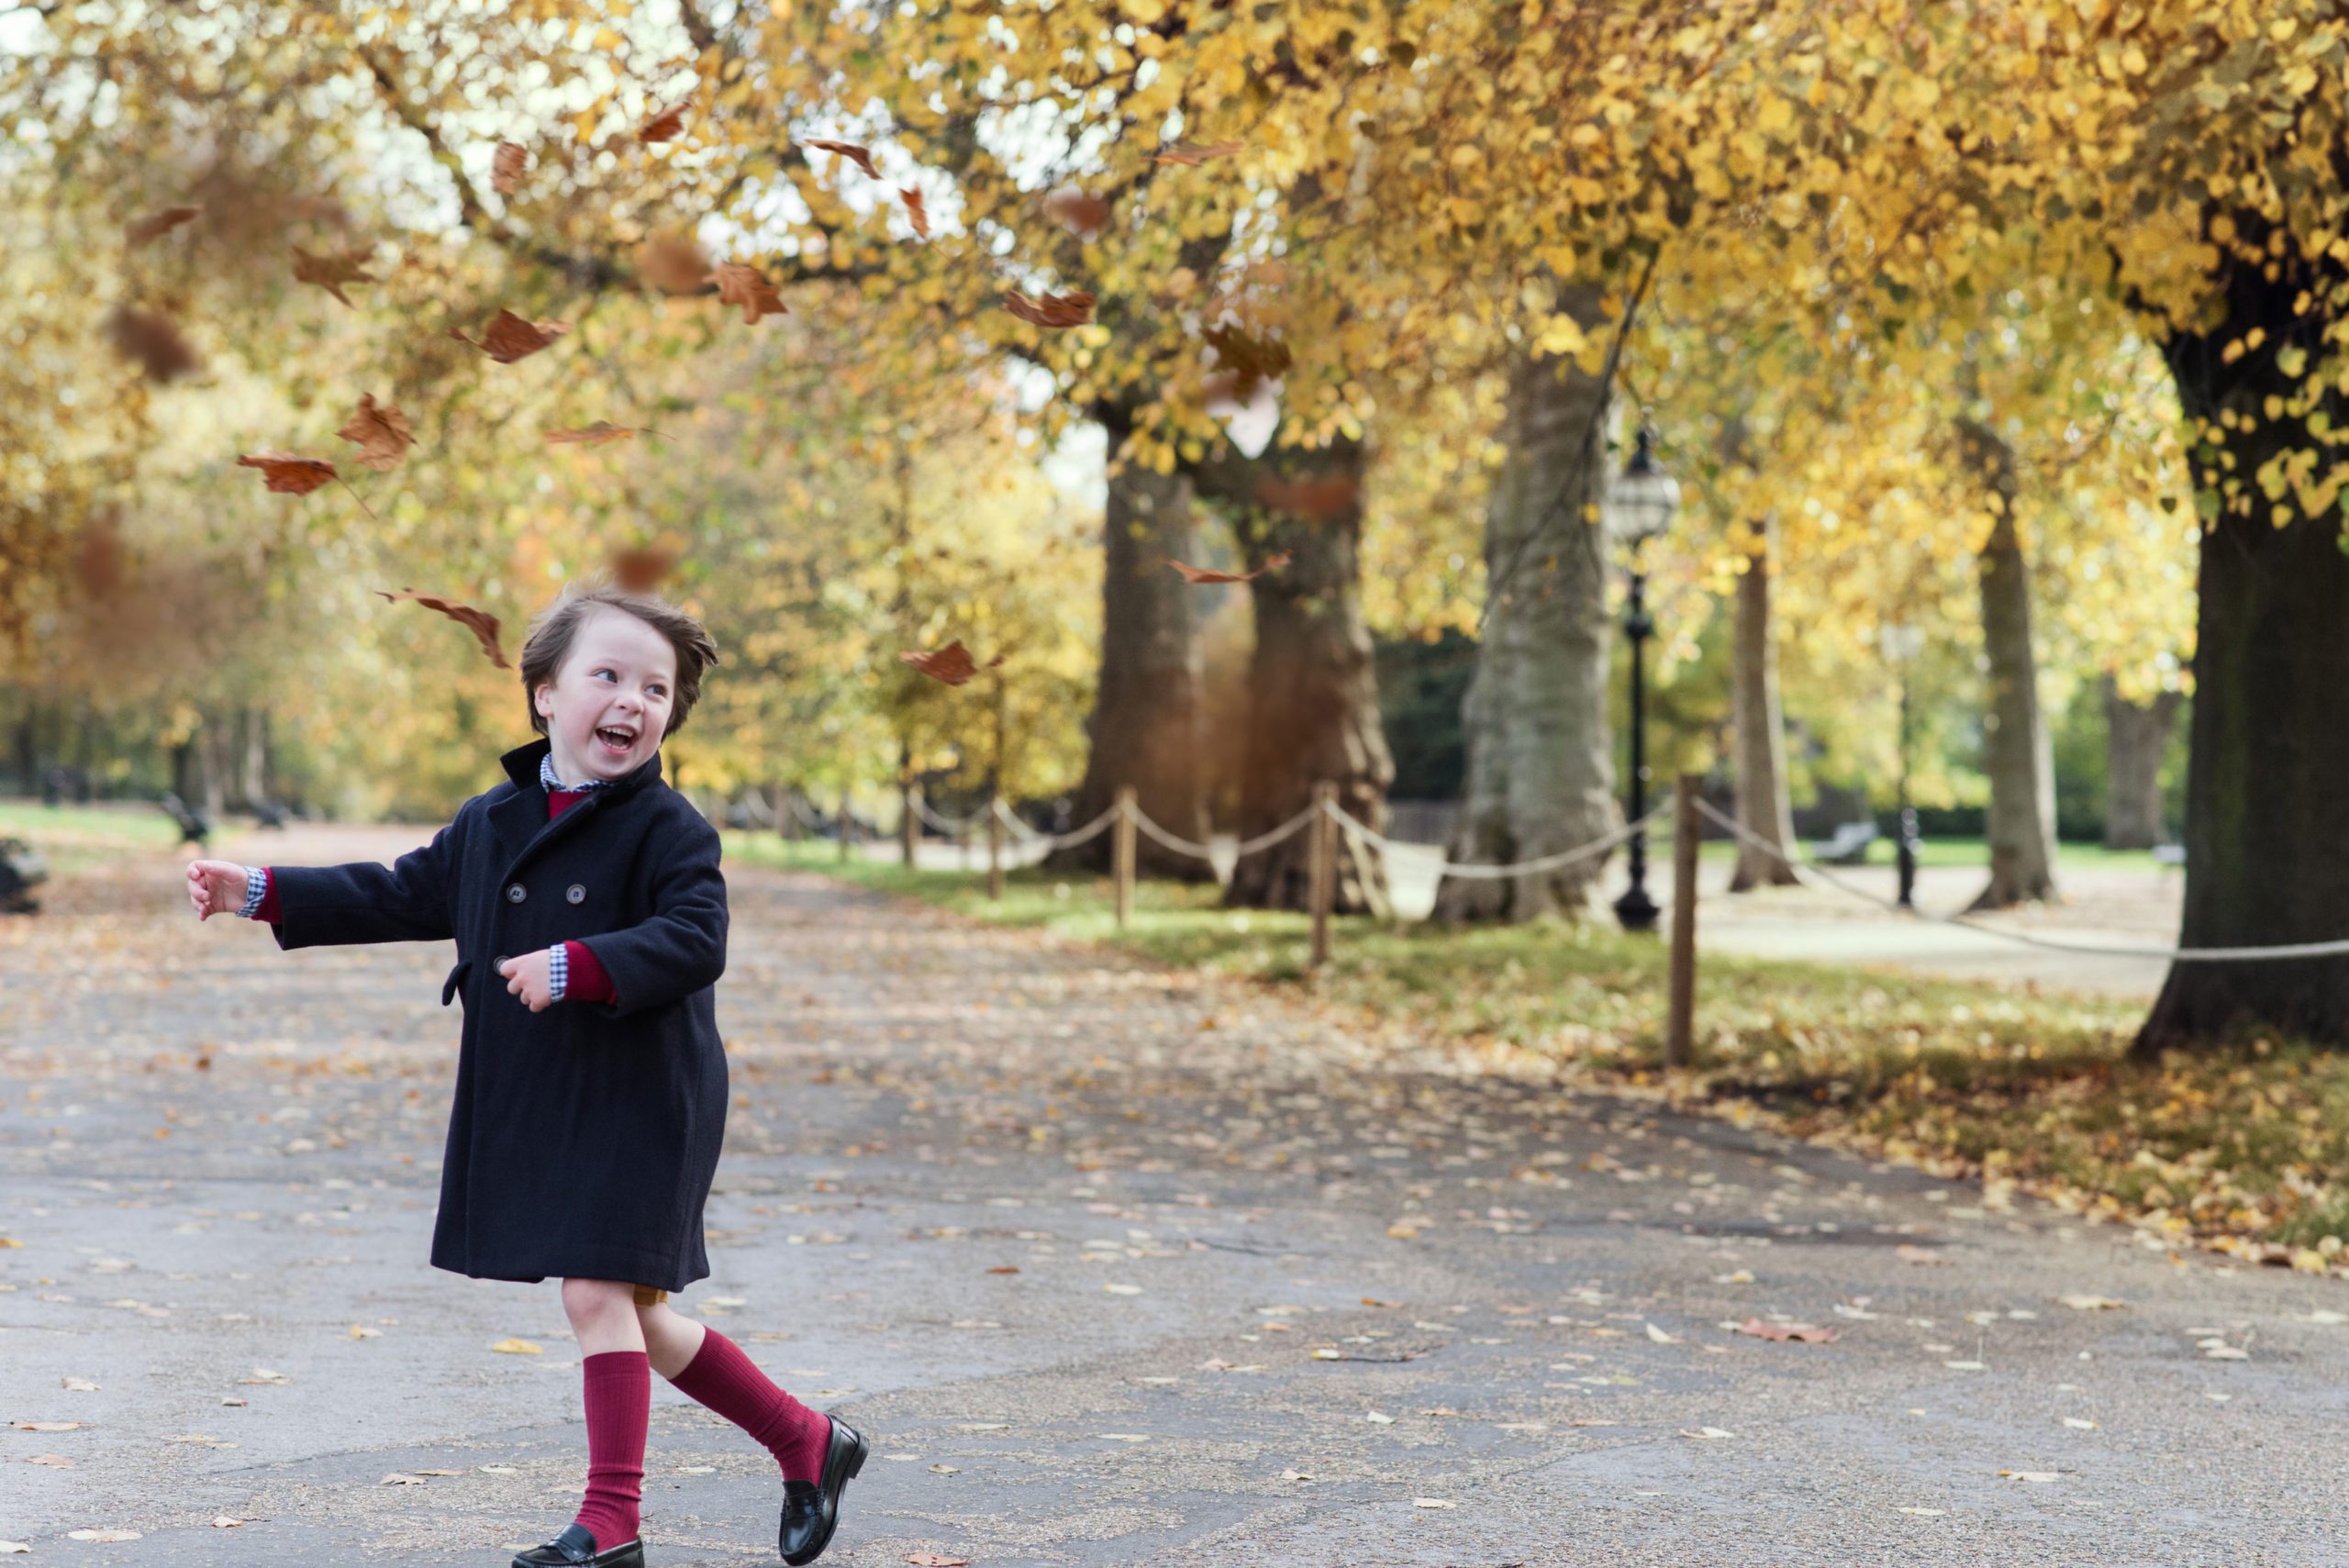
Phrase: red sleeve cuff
[
  {"left": 562, "top": 940, "right": 617, "bottom": 1005},
  {"left": 254, "top": 868, "right": 282, "bottom": 925}
]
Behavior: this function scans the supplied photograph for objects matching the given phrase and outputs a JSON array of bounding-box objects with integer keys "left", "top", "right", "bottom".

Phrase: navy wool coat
[{"left": 271, "top": 738, "right": 729, "bottom": 1292}]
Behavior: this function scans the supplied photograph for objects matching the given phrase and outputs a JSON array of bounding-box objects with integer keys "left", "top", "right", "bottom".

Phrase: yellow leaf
[{"left": 489, "top": 1338, "right": 543, "bottom": 1355}]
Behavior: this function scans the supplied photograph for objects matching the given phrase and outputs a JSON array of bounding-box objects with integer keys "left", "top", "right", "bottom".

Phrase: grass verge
[{"left": 726, "top": 833, "right": 2349, "bottom": 1275}]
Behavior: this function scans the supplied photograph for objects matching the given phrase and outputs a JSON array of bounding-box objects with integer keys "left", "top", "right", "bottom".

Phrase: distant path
[{"left": 0, "top": 828, "right": 2338, "bottom": 1565}]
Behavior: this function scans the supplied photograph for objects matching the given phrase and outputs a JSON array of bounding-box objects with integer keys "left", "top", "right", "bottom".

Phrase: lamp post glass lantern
[
  {"left": 1606, "top": 427, "right": 1680, "bottom": 933},
  {"left": 1879, "top": 622, "right": 1925, "bottom": 909}
]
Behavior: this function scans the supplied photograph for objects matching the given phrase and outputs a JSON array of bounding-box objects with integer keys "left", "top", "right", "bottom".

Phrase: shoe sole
[{"left": 782, "top": 1419, "right": 867, "bottom": 1566}]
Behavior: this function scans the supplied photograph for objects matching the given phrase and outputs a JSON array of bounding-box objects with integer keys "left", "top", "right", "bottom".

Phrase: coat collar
[
  {"left": 488, "top": 738, "right": 665, "bottom": 881},
  {"left": 498, "top": 737, "right": 664, "bottom": 803}
]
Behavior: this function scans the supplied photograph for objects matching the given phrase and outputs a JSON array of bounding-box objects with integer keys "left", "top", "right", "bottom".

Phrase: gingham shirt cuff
[
  {"left": 237, "top": 865, "right": 269, "bottom": 919},
  {"left": 547, "top": 942, "right": 568, "bottom": 1002}
]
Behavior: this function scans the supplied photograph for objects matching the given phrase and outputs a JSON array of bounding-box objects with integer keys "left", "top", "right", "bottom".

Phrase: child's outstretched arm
[
  {"left": 188, "top": 824, "right": 458, "bottom": 950},
  {"left": 570, "top": 815, "right": 726, "bottom": 1018}
]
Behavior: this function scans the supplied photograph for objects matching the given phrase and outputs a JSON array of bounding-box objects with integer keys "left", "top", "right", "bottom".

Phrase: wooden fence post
[
  {"left": 1113, "top": 785, "right": 1138, "bottom": 929},
  {"left": 987, "top": 794, "right": 1006, "bottom": 902},
  {"left": 1666, "top": 773, "right": 1701, "bottom": 1069},
  {"left": 1309, "top": 781, "right": 1336, "bottom": 968}
]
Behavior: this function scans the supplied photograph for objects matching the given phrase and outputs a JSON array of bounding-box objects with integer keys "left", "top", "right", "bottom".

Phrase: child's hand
[
  {"left": 187, "top": 860, "right": 250, "bottom": 921},
  {"left": 498, "top": 950, "right": 557, "bottom": 1012}
]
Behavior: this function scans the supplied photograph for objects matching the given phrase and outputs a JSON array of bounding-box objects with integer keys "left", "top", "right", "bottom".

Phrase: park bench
[
  {"left": 1810, "top": 820, "right": 1879, "bottom": 866},
  {"left": 250, "top": 798, "right": 290, "bottom": 829},
  {"left": 0, "top": 837, "right": 46, "bottom": 915},
  {"left": 2153, "top": 843, "right": 2186, "bottom": 870},
  {"left": 159, "top": 792, "right": 213, "bottom": 851}
]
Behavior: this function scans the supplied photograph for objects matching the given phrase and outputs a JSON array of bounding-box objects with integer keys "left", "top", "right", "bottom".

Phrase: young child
[{"left": 186, "top": 584, "right": 867, "bottom": 1568}]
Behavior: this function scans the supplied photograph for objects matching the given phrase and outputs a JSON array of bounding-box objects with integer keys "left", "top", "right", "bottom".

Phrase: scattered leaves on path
[
  {"left": 489, "top": 1337, "right": 543, "bottom": 1355},
  {"left": 1732, "top": 1318, "right": 1838, "bottom": 1344}
]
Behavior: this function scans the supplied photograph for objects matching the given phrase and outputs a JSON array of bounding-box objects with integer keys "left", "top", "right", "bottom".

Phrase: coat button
[
  {"left": 566, "top": 884, "right": 586, "bottom": 905},
  {"left": 506, "top": 884, "right": 527, "bottom": 904},
  {"left": 493, "top": 953, "right": 509, "bottom": 971}
]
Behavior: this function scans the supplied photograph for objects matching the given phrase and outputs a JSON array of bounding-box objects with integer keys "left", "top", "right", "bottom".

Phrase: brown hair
[{"left": 518, "top": 584, "right": 720, "bottom": 740}]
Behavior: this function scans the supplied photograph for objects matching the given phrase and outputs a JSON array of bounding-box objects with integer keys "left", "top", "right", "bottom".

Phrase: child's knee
[{"left": 560, "top": 1277, "right": 638, "bottom": 1320}]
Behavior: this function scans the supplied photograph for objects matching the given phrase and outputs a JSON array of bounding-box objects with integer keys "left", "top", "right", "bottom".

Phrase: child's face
[{"left": 533, "top": 606, "right": 679, "bottom": 783}]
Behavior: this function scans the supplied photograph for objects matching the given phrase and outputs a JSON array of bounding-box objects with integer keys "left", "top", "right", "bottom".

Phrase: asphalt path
[{"left": 1, "top": 827, "right": 2342, "bottom": 1566}]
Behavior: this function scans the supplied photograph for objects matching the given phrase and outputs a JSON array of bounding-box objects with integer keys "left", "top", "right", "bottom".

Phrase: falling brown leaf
[
  {"left": 103, "top": 305, "right": 201, "bottom": 383},
  {"left": 336, "top": 393, "right": 413, "bottom": 473},
  {"left": 76, "top": 515, "right": 125, "bottom": 598},
  {"left": 1001, "top": 289, "right": 1096, "bottom": 328},
  {"left": 546, "top": 421, "right": 647, "bottom": 447},
  {"left": 492, "top": 141, "right": 529, "bottom": 195},
  {"left": 709, "top": 261, "right": 786, "bottom": 325},
  {"left": 805, "top": 139, "right": 879, "bottom": 179},
  {"left": 901, "top": 641, "right": 984, "bottom": 686},
  {"left": 1043, "top": 187, "right": 1112, "bottom": 239},
  {"left": 639, "top": 103, "right": 688, "bottom": 144},
  {"left": 900, "top": 186, "right": 930, "bottom": 239},
  {"left": 126, "top": 205, "right": 202, "bottom": 248},
  {"left": 1204, "top": 324, "right": 1293, "bottom": 395},
  {"left": 1731, "top": 1318, "right": 1839, "bottom": 1344},
  {"left": 1166, "top": 550, "right": 1291, "bottom": 585},
  {"left": 1153, "top": 139, "right": 1243, "bottom": 166},
  {"left": 238, "top": 452, "right": 339, "bottom": 496},
  {"left": 291, "top": 245, "right": 377, "bottom": 308},
  {"left": 377, "top": 589, "right": 511, "bottom": 670},
  {"left": 1252, "top": 472, "right": 1360, "bottom": 518},
  {"left": 610, "top": 540, "right": 683, "bottom": 592},
  {"left": 448, "top": 310, "right": 569, "bottom": 362},
  {"left": 636, "top": 234, "right": 713, "bottom": 295}
]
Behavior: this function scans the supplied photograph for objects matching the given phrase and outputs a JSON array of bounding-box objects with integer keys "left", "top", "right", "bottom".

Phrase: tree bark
[
  {"left": 1433, "top": 311, "right": 1620, "bottom": 922},
  {"left": 1727, "top": 517, "right": 1800, "bottom": 891},
  {"left": 1048, "top": 410, "right": 1213, "bottom": 880},
  {"left": 2102, "top": 676, "right": 2180, "bottom": 851},
  {"left": 1191, "top": 436, "right": 1391, "bottom": 914},
  {"left": 2135, "top": 255, "right": 2349, "bottom": 1053},
  {"left": 1958, "top": 419, "right": 2058, "bottom": 911}
]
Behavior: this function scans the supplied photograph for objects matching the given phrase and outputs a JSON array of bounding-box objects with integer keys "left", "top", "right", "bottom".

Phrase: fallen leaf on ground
[
  {"left": 1897, "top": 1507, "right": 1946, "bottom": 1517},
  {"left": 1412, "top": 1498, "right": 1457, "bottom": 1508},
  {"left": 2055, "top": 1294, "right": 2127, "bottom": 1311},
  {"left": 1896, "top": 1244, "right": 1950, "bottom": 1266},
  {"left": 67, "top": 1530, "right": 141, "bottom": 1542},
  {"left": 337, "top": 393, "right": 413, "bottom": 472},
  {"left": 488, "top": 1337, "right": 542, "bottom": 1355},
  {"left": 2063, "top": 1417, "right": 2097, "bottom": 1429},
  {"left": 379, "top": 590, "right": 510, "bottom": 670},
  {"left": 28, "top": 1455, "right": 73, "bottom": 1467},
  {"left": 238, "top": 452, "right": 337, "bottom": 496},
  {"left": 380, "top": 1472, "right": 427, "bottom": 1485},
  {"left": 61, "top": 1377, "right": 98, "bottom": 1392},
  {"left": 449, "top": 310, "right": 568, "bottom": 362},
  {"left": 1732, "top": 1318, "right": 1838, "bottom": 1344},
  {"left": 128, "top": 205, "right": 202, "bottom": 246},
  {"left": 2000, "top": 1470, "right": 2061, "bottom": 1483},
  {"left": 1680, "top": 1427, "right": 1736, "bottom": 1440},
  {"left": 1364, "top": 1410, "right": 1395, "bottom": 1424},
  {"left": 907, "top": 1555, "right": 969, "bottom": 1567},
  {"left": 17, "top": 1420, "right": 82, "bottom": 1432},
  {"left": 292, "top": 245, "right": 375, "bottom": 307}
]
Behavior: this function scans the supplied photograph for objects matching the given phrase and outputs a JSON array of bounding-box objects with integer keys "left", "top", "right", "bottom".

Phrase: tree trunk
[
  {"left": 1958, "top": 419, "right": 2057, "bottom": 911},
  {"left": 1433, "top": 309, "right": 1620, "bottom": 922},
  {"left": 2135, "top": 256, "right": 2349, "bottom": 1053},
  {"left": 2102, "top": 676, "right": 2180, "bottom": 851},
  {"left": 1191, "top": 436, "right": 1391, "bottom": 913},
  {"left": 238, "top": 706, "right": 270, "bottom": 809},
  {"left": 1727, "top": 517, "right": 1799, "bottom": 891},
  {"left": 1049, "top": 413, "right": 1213, "bottom": 880}
]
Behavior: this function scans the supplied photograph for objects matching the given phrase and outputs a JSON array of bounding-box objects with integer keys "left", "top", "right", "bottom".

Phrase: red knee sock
[
  {"left": 573, "top": 1351, "right": 650, "bottom": 1551},
  {"left": 666, "top": 1326, "right": 831, "bottom": 1483}
]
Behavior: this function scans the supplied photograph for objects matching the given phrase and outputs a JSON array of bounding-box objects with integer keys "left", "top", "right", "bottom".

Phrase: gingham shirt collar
[{"left": 540, "top": 751, "right": 617, "bottom": 795}]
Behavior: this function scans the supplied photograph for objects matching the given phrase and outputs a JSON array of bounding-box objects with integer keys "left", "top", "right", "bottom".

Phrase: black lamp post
[
  {"left": 1607, "top": 426, "right": 1680, "bottom": 934},
  {"left": 1880, "top": 622, "right": 1925, "bottom": 909}
]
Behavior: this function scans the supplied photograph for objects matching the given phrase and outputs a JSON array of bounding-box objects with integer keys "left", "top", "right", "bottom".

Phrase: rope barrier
[
  {"left": 915, "top": 796, "right": 991, "bottom": 835},
  {"left": 991, "top": 800, "right": 1123, "bottom": 852},
  {"left": 1324, "top": 800, "right": 1669, "bottom": 880},
  {"left": 1691, "top": 797, "right": 2349, "bottom": 962}
]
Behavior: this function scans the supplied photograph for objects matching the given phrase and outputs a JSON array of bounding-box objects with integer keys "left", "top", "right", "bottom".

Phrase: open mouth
[{"left": 594, "top": 725, "right": 638, "bottom": 758}]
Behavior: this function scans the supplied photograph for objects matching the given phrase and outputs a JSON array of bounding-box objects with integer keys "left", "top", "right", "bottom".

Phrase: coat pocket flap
[{"left": 441, "top": 959, "right": 472, "bottom": 1007}]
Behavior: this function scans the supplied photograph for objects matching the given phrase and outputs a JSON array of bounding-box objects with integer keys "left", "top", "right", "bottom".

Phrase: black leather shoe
[
  {"left": 778, "top": 1415, "right": 868, "bottom": 1565},
  {"left": 510, "top": 1522, "right": 645, "bottom": 1568}
]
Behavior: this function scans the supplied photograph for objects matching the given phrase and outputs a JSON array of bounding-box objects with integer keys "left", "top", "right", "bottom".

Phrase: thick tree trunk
[
  {"left": 1727, "top": 518, "right": 1799, "bottom": 891},
  {"left": 2102, "top": 676, "right": 2180, "bottom": 851},
  {"left": 1049, "top": 416, "right": 1212, "bottom": 880},
  {"left": 1958, "top": 419, "right": 2057, "bottom": 911},
  {"left": 1433, "top": 311, "right": 1619, "bottom": 922},
  {"left": 1191, "top": 437, "right": 1391, "bottom": 913},
  {"left": 2136, "top": 263, "right": 2349, "bottom": 1053}
]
